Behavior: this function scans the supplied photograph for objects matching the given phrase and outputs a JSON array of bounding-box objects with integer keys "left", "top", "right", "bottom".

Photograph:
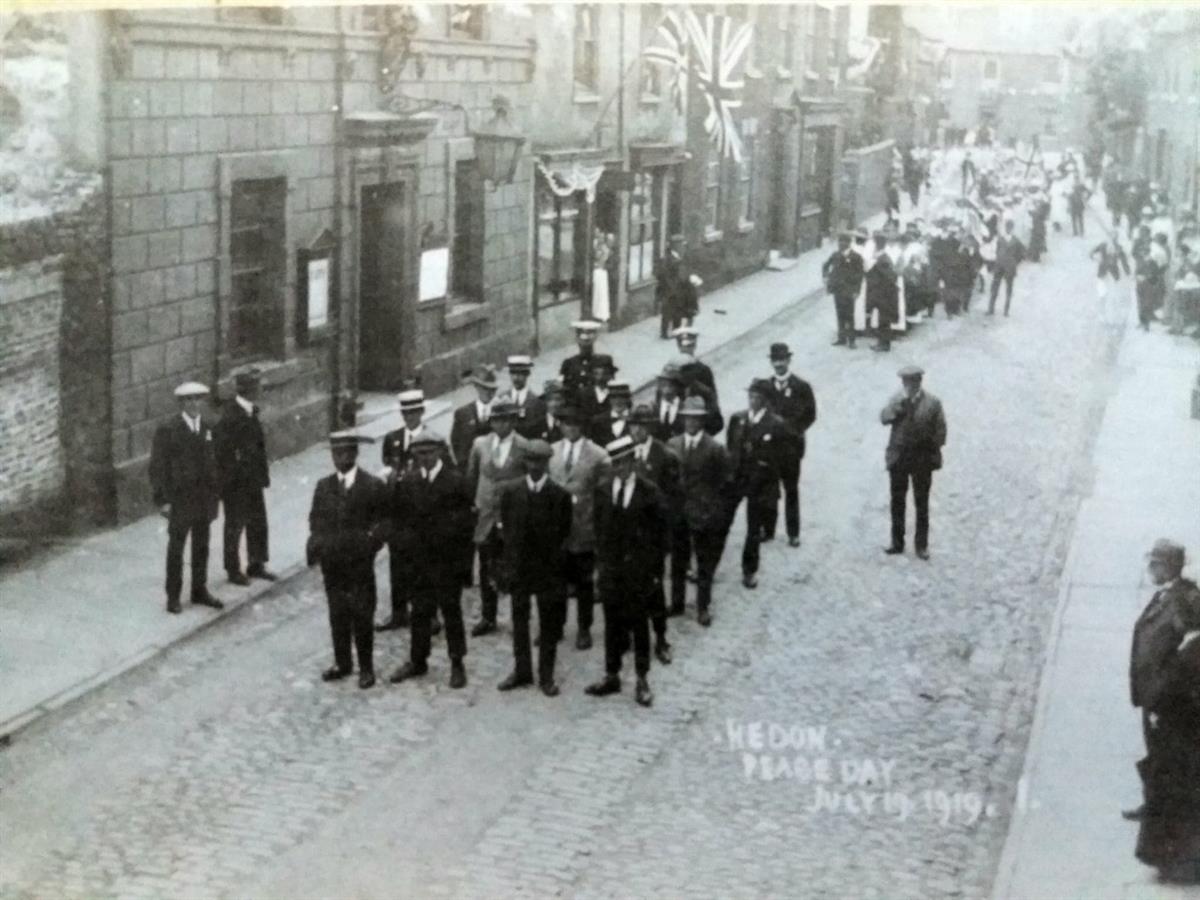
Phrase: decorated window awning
[{"left": 535, "top": 149, "right": 615, "bottom": 204}]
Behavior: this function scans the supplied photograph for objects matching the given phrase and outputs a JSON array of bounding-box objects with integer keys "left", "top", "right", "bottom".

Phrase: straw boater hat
[
  {"left": 329, "top": 430, "right": 374, "bottom": 448},
  {"left": 408, "top": 431, "right": 445, "bottom": 451},
  {"left": 605, "top": 435, "right": 636, "bottom": 461},
  {"left": 679, "top": 397, "right": 708, "bottom": 417},
  {"left": 607, "top": 380, "right": 632, "bottom": 398},
  {"left": 572, "top": 320, "right": 603, "bottom": 333},
  {"left": 898, "top": 364, "right": 924, "bottom": 380},
  {"left": 174, "top": 381, "right": 210, "bottom": 398},
  {"left": 506, "top": 355, "right": 533, "bottom": 372},
  {"left": 397, "top": 389, "right": 425, "bottom": 412},
  {"left": 672, "top": 325, "right": 699, "bottom": 341}
]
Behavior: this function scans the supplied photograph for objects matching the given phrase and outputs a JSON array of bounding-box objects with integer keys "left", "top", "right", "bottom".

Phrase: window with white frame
[
  {"left": 229, "top": 177, "right": 286, "bottom": 359},
  {"left": 536, "top": 186, "right": 588, "bottom": 308},
  {"left": 737, "top": 119, "right": 757, "bottom": 226},
  {"left": 704, "top": 158, "right": 722, "bottom": 236},
  {"left": 627, "top": 170, "right": 664, "bottom": 286},
  {"left": 574, "top": 5, "right": 599, "bottom": 96},
  {"left": 640, "top": 3, "right": 664, "bottom": 98}
]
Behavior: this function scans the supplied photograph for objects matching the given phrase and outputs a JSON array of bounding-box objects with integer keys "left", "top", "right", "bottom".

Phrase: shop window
[
  {"left": 640, "top": 3, "right": 664, "bottom": 98},
  {"left": 229, "top": 178, "right": 286, "bottom": 360},
  {"left": 627, "top": 170, "right": 663, "bottom": 286},
  {"left": 448, "top": 4, "right": 485, "bottom": 40},
  {"left": 737, "top": 120, "right": 757, "bottom": 227},
  {"left": 778, "top": 4, "right": 795, "bottom": 72},
  {"left": 704, "top": 158, "right": 723, "bottom": 237},
  {"left": 451, "top": 159, "right": 485, "bottom": 300},
  {"left": 574, "top": 5, "right": 600, "bottom": 96},
  {"left": 536, "top": 187, "right": 588, "bottom": 308}
]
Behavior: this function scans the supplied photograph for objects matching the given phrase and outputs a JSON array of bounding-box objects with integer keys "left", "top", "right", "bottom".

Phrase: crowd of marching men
[{"left": 304, "top": 322, "right": 818, "bottom": 707}]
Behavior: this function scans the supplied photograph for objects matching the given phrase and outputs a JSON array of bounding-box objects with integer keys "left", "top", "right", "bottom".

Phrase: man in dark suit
[
  {"left": 504, "top": 355, "right": 547, "bottom": 440},
  {"left": 989, "top": 220, "right": 1026, "bottom": 316},
  {"left": 579, "top": 354, "right": 618, "bottom": 423},
  {"left": 535, "top": 379, "right": 565, "bottom": 443},
  {"left": 764, "top": 342, "right": 817, "bottom": 547},
  {"left": 672, "top": 326, "right": 718, "bottom": 403},
  {"left": 728, "top": 379, "right": 788, "bottom": 589},
  {"left": 387, "top": 432, "right": 474, "bottom": 690},
  {"left": 305, "top": 431, "right": 391, "bottom": 689},
  {"left": 866, "top": 233, "right": 900, "bottom": 352},
  {"left": 586, "top": 436, "right": 667, "bottom": 707},
  {"left": 657, "top": 234, "right": 699, "bottom": 339},
  {"left": 629, "top": 403, "right": 682, "bottom": 663},
  {"left": 590, "top": 379, "right": 632, "bottom": 446},
  {"left": 449, "top": 364, "right": 497, "bottom": 471},
  {"left": 667, "top": 397, "right": 733, "bottom": 626},
  {"left": 559, "top": 320, "right": 603, "bottom": 408},
  {"left": 149, "top": 381, "right": 223, "bottom": 614},
  {"left": 214, "top": 368, "right": 275, "bottom": 586},
  {"left": 652, "top": 364, "right": 687, "bottom": 443},
  {"left": 378, "top": 388, "right": 449, "bottom": 632},
  {"left": 823, "top": 231, "right": 866, "bottom": 347},
  {"left": 497, "top": 439, "right": 573, "bottom": 696},
  {"left": 881, "top": 366, "right": 947, "bottom": 560}
]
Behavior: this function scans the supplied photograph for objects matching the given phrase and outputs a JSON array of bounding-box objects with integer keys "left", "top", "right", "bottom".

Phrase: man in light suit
[
  {"left": 881, "top": 365, "right": 947, "bottom": 560},
  {"left": 466, "top": 399, "right": 530, "bottom": 636},
  {"left": 667, "top": 397, "right": 733, "bottom": 626},
  {"left": 548, "top": 405, "right": 612, "bottom": 650}
]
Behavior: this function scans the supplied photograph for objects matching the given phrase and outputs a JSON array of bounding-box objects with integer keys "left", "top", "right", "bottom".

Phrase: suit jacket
[
  {"left": 944, "top": 247, "right": 981, "bottom": 291},
  {"left": 381, "top": 426, "right": 454, "bottom": 477},
  {"left": 589, "top": 411, "right": 631, "bottom": 448},
  {"left": 676, "top": 368, "right": 724, "bottom": 436},
  {"left": 655, "top": 251, "right": 698, "bottom": 318},
  {"left": 560, "top": 351, "right": 597, "bottom": 409},
  {"left": 579, "top": 385, "right": 614, "bottom": 424},
  {"left": 633, "top": 438, "right": 681, "bottom": 510},
  {"left": 306, "top": 469, "right": 390, "bottom": 592},
  {"left": 594, "top": 475, "right": 667, "bottom": 601},
  {"left": 995, "top": 235, "right": 1025, "bottom": 273},
  {"left": 506, "top": 389, "right": 548, "bottom": 440},
  {"left": 764, "top": 374, "right": 817, "bottom": 458},
  {"left": 499, "top": 478, "right": 573, "bottom": 592},
  {"left": 467, "top": 433, "right": 531, "bottom": 544},
  {"left": 667, "top": 432, "right": 733, "bottom": 533},
  {"left": 149, "top": 414, "right": 220, "bottom": 522},
  {"left": 1130, "top": 578, "right": 1200, "bottom": 710},
  {"left": 1091, "top": 242, "right": 1131, "bottom": 281},
  {"left": 389, "top": 465, "right": 475, "bottom": 589},
  {"left": 823, "top": 248, "right": 865, "bottom": 298},
  {"left": 881, "top": 390, "right": 947, "bottom": 472},
  {"left": 865, "top": 254, "right": 899, "bottom": 319},
  {"left": 548, "top": 437, "right": 611, "bottom": 553},
  {"left": 726, "top": 410, "right": 787, "bottom": 501},
  {"left": 650, "top": 394, "right": 687, "bottom": 443},
  {"left": 213, "top": 401, "right": 269, "bottom": 497},
  {"left": 450, "top": 402, "right": 490, "bottom": 472}
]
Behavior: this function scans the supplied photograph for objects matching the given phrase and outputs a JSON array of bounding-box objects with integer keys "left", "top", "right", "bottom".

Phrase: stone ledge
[{"left": 442, "top": 299, "right": 491, "bottom": 332}]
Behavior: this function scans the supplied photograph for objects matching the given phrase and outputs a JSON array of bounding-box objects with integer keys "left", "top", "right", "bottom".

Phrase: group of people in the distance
[{"left": 304, "top": 322, "right": 819, "bottom": 708}]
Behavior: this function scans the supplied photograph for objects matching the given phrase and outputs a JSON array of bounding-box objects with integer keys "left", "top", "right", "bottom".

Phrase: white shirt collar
[
  {"left": 235, "top": 395, "right": 254, "bottom": 416},
  {"left": 182, "top": 412, "right": 201, "bottom": 433},
  {"left": 512, "top": 387, "right": 527, "bottom": 406},
  {"left": 595, "top": 386, "right": 609, "bottom": 401},
  {"left": 476, "top": 400, "right": 491, "bottom": 419},
  {"left": 748, "top": 408, "right": 765, "bottom": 425},
  {"left": 422, "top": 459, "right": 443, "bottom": 482},
  {"left": 773, "top": 370, "right": 790, "bottom": 383},
  {"left": 527, "top": 473, "right": 548, "bottom": 493},
  {"left": 613, "top": 472, "right": 637, "bottom": 505},
  {"left": 686, "top": 432, "right": 701, "bottom": 449},
  {"left": 339, "top": 466, "right": 358, "bottom": 489}
]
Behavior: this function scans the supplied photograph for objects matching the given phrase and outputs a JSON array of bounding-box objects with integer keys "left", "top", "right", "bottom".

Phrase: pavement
[
  {"left": 0, "top": 212, "right": 883, "bottom": 741},
  {"left": 992, "top": 315, "right": 1200, "bottom": 900}
]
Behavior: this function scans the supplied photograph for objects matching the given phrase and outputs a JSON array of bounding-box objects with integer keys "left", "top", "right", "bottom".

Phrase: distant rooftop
[{"left": 902, "top": 5, "right": 1083, "bottom": 57}]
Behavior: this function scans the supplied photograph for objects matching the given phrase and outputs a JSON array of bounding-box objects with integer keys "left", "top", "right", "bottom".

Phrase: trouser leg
[
  {"left": 511, "top": 590, "right": 533, "bottom": 678},
  {"left": 694, "top": 530, "right": 722, "bottom": 611},
  {"left": 166, "top": 516, "right": 187, "bottom": 602},
  {"left": 603, "top": 600, "right": 625, "bottom": 675},
  {"left": 651, "top": 555, "right": 668, "bottom": 641},
  {"left": 889, "top": 469, "right": 909, "bottom": 549},
  {"left": 351, "top": 587, "right": 376, "bottom": 675},
  {"left": 189, "top": 518, "right": 210, "bottom": 596},
  {"left": 568, "top": 552, "right": 596, "bottom": 631},
  {"left": 387, "top": 541, "right": 408, "bottom": 620},
  {"left": 631, "top": 608, "right": 651, "bottom": 677},
  {"left": 913, "top": 469, "right": 932, "bottom": 551},
  {"left": 246, "top": 488, "right": 269, "bottom": 566},
  {"left": 536, "top": 589, "right": 564, "bottom": 681},
  {"left": 741, "top": 498, "right": 762, "bottom": 576},
  {"left": 327, "top": 589, "right": 354, "bottom": 672},
  {"left": 669, "top": 526, "right": 689, "bottom": 608},
  {"left": 410, "top": 588, "right": 434, "bottom": 666},
  {"left": 477, "top": 528, "right": 502, "bottom": 623},
  {"left": 988, "top": 273, "right": 1001, "bottom": 313},
  {"left": 782, "top": 451, "right": 801, "bottom": 539},
  {"left": 222, "top": 493, "right": 245, "bottom": 574},
  {"left": 1004, "top": 273, "right": 1015, "bottom": 314},
  {"left": 438, "top": 585, "right": 467, "bottom": 661}
]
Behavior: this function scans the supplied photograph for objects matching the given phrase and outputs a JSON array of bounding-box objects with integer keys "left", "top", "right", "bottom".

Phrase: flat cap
[
  {"left": 524, "top": 438, "right": 553, "bottom": 460},
  {"left": 679, "top": 396, "right": 709, "bottom": 417},
  {"left": 490, "top": 398, "right": 519, "bottom": 418},
  {"left": 232, "top": 367, "right": 261, "bottom": 388},
  {"left": 898, "top": 364, "right": 924, "bottom": 379},
  {"left": 672, "top": 325, "right": 699, "bottom": 339},
  {"left": 329, "top": 430, "right": 375, "bottom": 447},
  {"left": 174, "top": 381, "right": 210, "bottom": 398},
  {"left": 589, "top": 353, "right": 617, "bottom": 372},
  {"left": 1147, "top": 539, "right": 1186, "bottom": 569},
  {"left": 572, "top": 319, "right": 603, "bottom": 332},
  {"left": 506, "top": 354, "right": 533, "bottom": 370},
  {"left": 467, "top": 364, "right": 499, "bottom": 389},
  {"left": 605, "top": 435, "right": 636, "bottom": 460},
  {"left": 408, "top": 431, "right": 446, "bottom": 450},
  {"left": 542, "top": 379, "right": 565, "bottom": 396}
]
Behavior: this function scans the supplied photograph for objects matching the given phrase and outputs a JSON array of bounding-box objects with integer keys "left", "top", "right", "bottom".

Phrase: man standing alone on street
[
  {"left": 1127, "top": 539, "right": 1200, "bottom": 884},
  {"left": 988, "top": 220, "right": 1025, "bottom": 317},
  {"left": 727, "top": 379, "right": 787, "bottom": 589},
  {"left": 214, "top": 368, "right": 276, "bottom": 587},
  {"left": 150, "top": 382, "right": 223, "bottom": 614},
  {"left": 656, "top": 234, "right": 699, "bottom": 339},
  {"left": 764, "top": 343, "right": 816, "bottom": 547},
  {"left": 881, "top": 366, "right": 947, "bottom": 560},
  {"left": 823, "top": 230, "right": 865, "bottom": 347}
]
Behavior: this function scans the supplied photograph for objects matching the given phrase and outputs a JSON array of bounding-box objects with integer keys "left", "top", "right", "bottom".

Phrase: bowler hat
[
  {"left": 590, "top": 354, "right": 617, "bottom": 372},
  {"left": 524, "top": 439, "right": 553, "bottom": 460},
  {"left": 748, "top": 378, "right": 773, "bottom": 397},
  {"left": 769, "top": 342, "right": 792, "bottom": 361}
]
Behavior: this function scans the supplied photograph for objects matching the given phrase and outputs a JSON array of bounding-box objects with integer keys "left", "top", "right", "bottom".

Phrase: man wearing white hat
[
  {"left": 560, "top": 320, "right": 603, "bottom": 408},
  {"left": 149, "top": 382, "right": 222, "bottom": 614},
  {"left": 504, "top": 355, "right": 546, "bottom": 440}
]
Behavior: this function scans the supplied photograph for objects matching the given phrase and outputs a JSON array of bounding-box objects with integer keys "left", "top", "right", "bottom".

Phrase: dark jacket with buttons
[
  {"left": 764, "top": 374, "right": 817, "bottom": 458},
  {"left": 594, "top": 476, "right": 667, "bottom": 604},
  {"left": 500, "top": 477, "right": 573, "bottom": 592},
  {"left": 149, "top": 415, "right": 220, "bottom": 522},
  {"left": 214, "top": 401, "right": 270, "bottom": 497},
  {"left": 306, "top": 469, "right": 390, "bottom": 594}
]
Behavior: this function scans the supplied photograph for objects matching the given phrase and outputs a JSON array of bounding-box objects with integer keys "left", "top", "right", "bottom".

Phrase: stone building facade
[{"left": 1141, "top": 11, "right": 1200, "bottom": 213}]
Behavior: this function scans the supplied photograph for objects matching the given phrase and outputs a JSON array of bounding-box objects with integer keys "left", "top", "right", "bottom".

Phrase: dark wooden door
[
  {"left": 815, "top": 128, "right": 836, "bottom": 237},
  {"left": 358, "top": 182, "right": 407, "bottom": 391}
]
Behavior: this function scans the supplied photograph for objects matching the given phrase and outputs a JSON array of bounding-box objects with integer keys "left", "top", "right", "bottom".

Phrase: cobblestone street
[{"left": 0, "top": 226, "right": 1122, "bottom": 900}]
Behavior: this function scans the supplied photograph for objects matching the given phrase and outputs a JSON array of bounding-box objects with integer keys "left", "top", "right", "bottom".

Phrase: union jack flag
[{"left": 641, "top": 9, "right": 753, "bottom": 163}]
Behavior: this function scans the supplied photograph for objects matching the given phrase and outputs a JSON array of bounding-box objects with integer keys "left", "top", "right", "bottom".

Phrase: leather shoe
[
  {"left": 498, "top": 671, "right": 534, "bottom": 691},
  {"left": 1121, "top": 804, "right": 1145, "bottom": 821},
  {"left": 575, "top": 629, "right": 593, "bottom": 651},
  {"left": 788, "top": 536, "right": 801, "bottom": 548},
  {"left": 760, "top": 532, "right": 775, "bottom": 543},
  {"left": 540, "top": 680, "right": 561, "bottom": 697},
  {"left": 742, "top": 573, "right": 757, "bottom": 589},
  {"left": 470, "top": 619, "right": 497, "bottom": 637},
  {"left": 884, "top": 545, "right": 904, "bottom": 555},
  {"left": 227, "top": 571, "right": 251, "bottom": 586},
  {"left": 321, "top": 666, "right": 351, "bottom": 682},
  {"left": 698, "top": 608, "right": 712, "bottom": 628},
  {"left": 358, "top": 672, "right": 376, "bottom": 689},
  {"left": 635, "top": 678, "right": 654, "bottom": 708},
  {"left": 585, "top": 675, "right": 621, "bottom": 697},
  {"left": 655, "top": 642, "right": 673, "bottom": 666},
  {"left": 247, "top": 566, "right": 277, "bottom": 581},
  {"left": 166, "top": 599, "right": 182, "bottom": 614},
  {"left": 192, "top": 592, "right": 224, "bottom": 610},
  {"left": 388, "top": 661, "right": 427, "bottom": 684},
  {"left": 667, "top": 601, "right": 685, "bottom": 618},
  {"left": 375, "top": 613, "right": 408, "bottom": 631},
  {"left": 449, "top": 660, "right": 467, "bottom": 689},
  {"left": 832, "top": 337, "right": 847, "bottom": 346},
  {"left": 915, "top": 548, "right": 930, "bottom": 561}
]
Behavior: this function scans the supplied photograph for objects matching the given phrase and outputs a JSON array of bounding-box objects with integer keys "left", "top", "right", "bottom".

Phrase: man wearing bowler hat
[
  {"left": 466, "top": 398, "right": 530, "bottom": 637},
  {"left": 214, "top": 367, "right": 276, "bottom": 587},
  {"left": 866, "top": 231, "right": 900, "bottom": 352},
  {"left": 652, "top": 363, "right": 687, "bottom": 443},
  {"left": 537, "top": 379, "right": 566, "bottom": 443},
  {"left": 150, "top": 381, "right": 223, "bottom": 614},
  {"left": 590, "top": 379, "right": 633, "bottom": 446},
  {"left": 727, "top": 379, "right": 788, "bottom": 589},
  {"left": 881, "top": 365, "right": 947, "bottom": 560},
  {"left": 497, "top": 439, "right": 573, "bottom": 696},
  {"left": 306, "top": 431, "right": 391, "bottom": 689},
  {"left": 823, "top": 230, "right": 866, "bottom": 347},
  {"left": 657, "top": 234, "right": 699, "bottom": 339},
  {"left": 764, "top": 343, "right": 817, "bottom": 547},
  {"left": 580, "top": 353, "right": 619, "bottom": 423},
  {"left": 387, "top": 432, "right": 473, "bottom": 690},
  {"left": 586, "top": 435, "right": 667, "bottom": 707},
  {"left": 560, "top": 320, "right": 603, "bottom": 407},
  {"left": 504, "top": 354, "right": 546, "bottom": 440}
]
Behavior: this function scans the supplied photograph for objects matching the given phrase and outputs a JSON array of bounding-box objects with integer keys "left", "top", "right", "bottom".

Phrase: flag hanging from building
[{"left": 642, "top": 9, "right": 753, "bottom": 163}]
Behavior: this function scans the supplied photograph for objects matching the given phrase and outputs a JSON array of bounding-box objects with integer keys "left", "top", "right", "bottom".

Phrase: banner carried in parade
[{"left": 642, "top": 8, "right": 753, "bottom": 163}]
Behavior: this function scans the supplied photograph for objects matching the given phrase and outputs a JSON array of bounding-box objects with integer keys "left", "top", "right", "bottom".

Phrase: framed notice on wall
[{"left": 297, "top": 229, "right": 337, "bottom": 345}]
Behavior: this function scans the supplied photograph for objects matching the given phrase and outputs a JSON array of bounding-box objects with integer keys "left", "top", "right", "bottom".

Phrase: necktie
[
  {"left": 565, "top": 443, "right": 575, "bottom": 474},
  {"left": 661, "top": 405, "right": 668, "bottom": 424},
  {"left": 615, "top": 479, "right": 624, "bottom": 507}
]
